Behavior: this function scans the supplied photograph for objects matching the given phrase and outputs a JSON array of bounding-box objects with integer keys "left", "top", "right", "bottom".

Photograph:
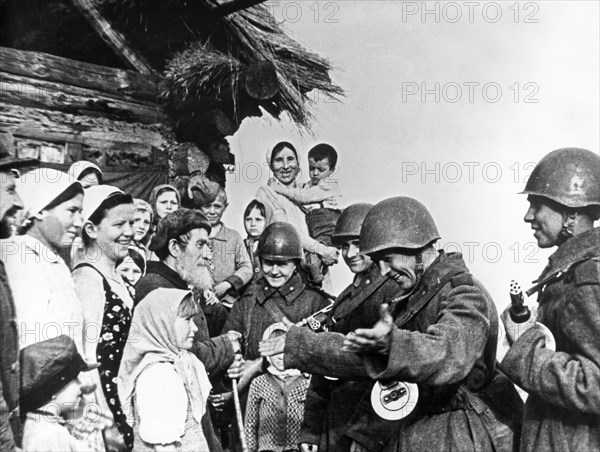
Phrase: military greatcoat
[
  {"left": 286, "top": 252, "right": 522, "bottom": 452},
  {"left": 500, "top": 228, "right": 600, "bottom": 451},
  {"left": 300, "top": 264, "right": 403, "bottom": 451}
]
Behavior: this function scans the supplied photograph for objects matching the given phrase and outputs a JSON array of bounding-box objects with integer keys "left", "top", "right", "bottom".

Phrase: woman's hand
[
  {"left": 319, "top": 245, "right": 339, "bottom": 266},
  {"left": 300, "top": 443, "right": 318, "bottom": 452}
]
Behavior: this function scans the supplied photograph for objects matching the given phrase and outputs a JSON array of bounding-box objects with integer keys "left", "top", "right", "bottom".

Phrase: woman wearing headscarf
[
  {"left": 147, "top": 185, "right": 181, "bottom": 261},
  {"left": 118, "top": 288, "right": 219, "bottom": 452},
  {"left": 255, "top": 142, "right": 338, "bottom": 287},
  {"left": 71, "top": 185, "right": 136, "bottom": 449},
  {"left": 149, "top": 184, "right": 180, "bottom": 223},
  {"left": 1, "top": 168, "right": 85, "bottom": 352},
  {"left": 68, "top": 160, "right": 103, "bottom": 188}
]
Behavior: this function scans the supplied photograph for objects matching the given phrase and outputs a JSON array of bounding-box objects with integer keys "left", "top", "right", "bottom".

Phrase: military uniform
[
  {"left": 362, "top": 251, "right": 521, "bottom": 452},
  {"left": 223, "top": 272, "right": 329, "bottom": 360},
  {"left": 500, "top": 228, "right": 600, "bottom": 451},
  {"left": 300, "top": 264, "right": 402, "bottom": 451}
]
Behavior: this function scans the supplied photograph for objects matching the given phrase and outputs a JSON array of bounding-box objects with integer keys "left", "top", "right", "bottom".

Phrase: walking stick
[{"left": 232, "top": 378, "right": 248, "bottom": 452}]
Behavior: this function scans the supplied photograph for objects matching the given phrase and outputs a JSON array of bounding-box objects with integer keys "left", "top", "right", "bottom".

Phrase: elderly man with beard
[
  {"left": 135, "top": 208, "right": 240, "bottom": 378},
  {"left": 0, "top": 148, "right": 36, "bottom": 450}
]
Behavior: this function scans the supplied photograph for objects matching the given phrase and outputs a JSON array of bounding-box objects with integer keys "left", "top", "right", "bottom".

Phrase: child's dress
[{"left": 245, "top": 372, "right": 309, "bottom": 452}]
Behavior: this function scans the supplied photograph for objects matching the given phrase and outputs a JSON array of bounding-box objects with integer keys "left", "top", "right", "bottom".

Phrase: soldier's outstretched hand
[
  {"left": 342, "top": 303, "right": 393, "bottom": 354},
  {"left": 258, "top": 333, "right": 286, "bottom": 357}
]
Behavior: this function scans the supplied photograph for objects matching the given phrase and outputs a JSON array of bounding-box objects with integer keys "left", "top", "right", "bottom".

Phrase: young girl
[
  {"left": 131, "top": 199, "right": 153, "bottom": 249},
  {"left": 245, "top": 323, "right": 309, "bottom": 452},
  {"left": 116, "top": 246, "right": 147, "bottom": 299},
  {"left": 118, "top": 289, "right": 218, "bottom": 452},
  {"left": 243, "top": 200, "right": 267, "bottom": 281},
  {"left": 72, "top": 185, "right": 135, "bottom": 449},
  {"left": 149, "top": 184, "right": 180, "bottom": 221}
]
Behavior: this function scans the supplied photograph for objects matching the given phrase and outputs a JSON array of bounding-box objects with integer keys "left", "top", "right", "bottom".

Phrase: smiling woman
[
  {"left": 71, "top": 185, "right": 136, "bottom": 450},
  {"left": 1, "top": 168, "right": 87, "bottom": 351}
]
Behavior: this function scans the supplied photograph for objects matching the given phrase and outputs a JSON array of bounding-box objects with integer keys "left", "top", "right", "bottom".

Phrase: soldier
[
  {"left": 0, "top": 148, "right": 36, "bottom": 450},
  {"left": 299, "top": 203, "right": 404, "bottom": 452},
  {"left": 499, "top": 148, "right": 600, "bottom": 451},
  {"left": 265, "top": 196, "right": 521, "bottom": 451},
  {"left": 223, "top": 222, "right": 330, "bottom": 372}
]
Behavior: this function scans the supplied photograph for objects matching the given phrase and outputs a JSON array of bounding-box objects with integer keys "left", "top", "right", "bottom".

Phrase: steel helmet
[
  {"left": 258, "top": 222, "right": 303, "bottom": 261},
  {"left": 331, "top": 203, "right": 373, "bottom": 246},
  {"left": 360, "top": 197, "right": 440, "bottom": 255},
  {"left": 522, "top": 148, "right": 600, "bottom": 208}
]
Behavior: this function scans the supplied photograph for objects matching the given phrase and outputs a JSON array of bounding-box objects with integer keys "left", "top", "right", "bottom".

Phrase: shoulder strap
[
  {"left": 526, "top": 255, "right": 596, "bottom": 296},
  {"left": 263, "top": 296, "right": 290, "bottom": 324},
  {"left": 331, "top": 275, "right": 389, "bottom": 322},
  {"left": 72, "top": 262, "right": 111, "bottom": 291},
  {"left": 394, "top": 269, "right": 467, "bottom": 329}
]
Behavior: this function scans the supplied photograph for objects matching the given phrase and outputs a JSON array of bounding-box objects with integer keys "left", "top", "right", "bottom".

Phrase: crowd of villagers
[{"left": 1, "top": 141, "right": 599, "bottom": 452}]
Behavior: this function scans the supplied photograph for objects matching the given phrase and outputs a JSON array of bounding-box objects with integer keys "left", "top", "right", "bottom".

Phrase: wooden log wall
[{"left": 0, "top": 46, "right": 172, "bottom": 168}]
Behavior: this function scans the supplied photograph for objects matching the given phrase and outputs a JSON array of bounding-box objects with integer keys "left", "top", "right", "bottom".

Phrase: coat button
[{"left": 289, "top": 287, "right": 294, "bottom": 291}]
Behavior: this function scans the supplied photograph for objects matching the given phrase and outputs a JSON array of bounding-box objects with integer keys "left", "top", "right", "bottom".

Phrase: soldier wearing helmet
[
  {"left": 499, "top": 148, "right": 600, "bottom": 452},
  {"left": 222, "top": 222, "right": 330, "bottom": 389},
  {"left": 341, "top": 196, "right": 522, "bottom": 452},
  {"left": 289, "top": 203, "right": 404, "bottom": 452}
]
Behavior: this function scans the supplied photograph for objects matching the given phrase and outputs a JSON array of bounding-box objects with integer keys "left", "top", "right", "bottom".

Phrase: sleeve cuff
[{"left": 225, "top": 275, "right": 244, "bottom": 294}]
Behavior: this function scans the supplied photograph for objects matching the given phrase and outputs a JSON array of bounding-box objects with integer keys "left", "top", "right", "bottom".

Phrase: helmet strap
[
  {"left": 559, "top": 210, "right": 579, "bottom": 242},
  {"left": 415, "top": 251, "right": 425, "bottom": 277}
]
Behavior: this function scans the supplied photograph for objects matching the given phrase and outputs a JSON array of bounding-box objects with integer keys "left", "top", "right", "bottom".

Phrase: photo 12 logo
[
  {"left": 401, "top": 82, "right": 540, "bottom": 104},
  {"left": 401, "top": 1, "right": 540, "bottom": 24},
  {"left": 264, "top": 1, "right": 340, "bottom": 24}
]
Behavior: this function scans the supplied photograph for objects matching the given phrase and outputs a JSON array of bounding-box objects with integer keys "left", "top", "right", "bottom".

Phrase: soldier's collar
[{"left": 257, "top": 272, "right": 305, "bottom": 305}]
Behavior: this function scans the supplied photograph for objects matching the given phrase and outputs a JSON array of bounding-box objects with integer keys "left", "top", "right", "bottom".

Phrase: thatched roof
[{"left": 1, "top": 0, "right": 343, "bottom": 140}]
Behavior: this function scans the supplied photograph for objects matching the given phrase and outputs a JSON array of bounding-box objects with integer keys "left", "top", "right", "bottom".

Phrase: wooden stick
[{"left": 232, "top": 379, "right": 248, "bottom": 452}]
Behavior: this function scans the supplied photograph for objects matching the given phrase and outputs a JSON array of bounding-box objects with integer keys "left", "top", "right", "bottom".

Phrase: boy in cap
[{"left": 20, "top": 335, "right": 104, "bottom": 451}]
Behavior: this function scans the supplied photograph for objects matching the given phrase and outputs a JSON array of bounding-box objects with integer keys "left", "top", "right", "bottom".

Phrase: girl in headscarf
[
  {"left": 149, "top": 184, "right": 180, "bottom": 222},
  {"left": 147, "top": 185, "right": 180, "bottom": 261},
  {"left": 72, "top": 185, "right": 135, "bottom": 449},
  {"left": 118, "top": 289, "right": 216, "bottom": 452},
  {"left": 116, "top": 245, "right": 147, "bottom": 299},
  {"left": 243, "top": 199, "right": 267, "bottom": 282}
]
